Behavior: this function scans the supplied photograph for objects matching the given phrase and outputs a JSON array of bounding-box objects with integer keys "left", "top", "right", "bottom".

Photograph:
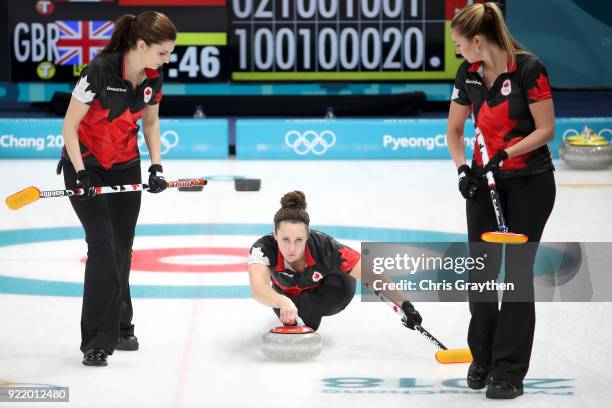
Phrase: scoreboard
[
  {"left": 232, "top": 0, "right": 448, "bottom": 80},
  {"left": 8, "top": 0, "right": 497, "bottom": 83}
]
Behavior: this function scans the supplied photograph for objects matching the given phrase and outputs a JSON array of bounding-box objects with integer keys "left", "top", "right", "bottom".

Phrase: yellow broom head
[
  {"left": 5, "top": 187, "right": 41, "bottom": 210},
  {"left": 435, "top": 348, "right": 473, "bottom": 364},
  {"left": 481, "top": 231, "right": 528, "bottom": 244}
]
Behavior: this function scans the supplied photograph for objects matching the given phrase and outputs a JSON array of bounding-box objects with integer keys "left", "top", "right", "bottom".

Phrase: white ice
[{"left": 1, "top": 159, "right": 611, "bottom": 407}]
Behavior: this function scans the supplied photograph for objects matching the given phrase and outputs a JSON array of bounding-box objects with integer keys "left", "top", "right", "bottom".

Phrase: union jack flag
[{"left": 55, "top": 20, "right": 114, "bottom": 65}]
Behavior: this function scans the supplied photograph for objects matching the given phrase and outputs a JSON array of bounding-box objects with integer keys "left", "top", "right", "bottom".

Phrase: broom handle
[
  {"left": 374, "top": 290, "right": 448, "bottom": 351},
  {"left": 40, "top": 178, "right": 207, "bottom": 198},
  {"left": 475, "top": 127, "right": 508, "bottom": 233}
]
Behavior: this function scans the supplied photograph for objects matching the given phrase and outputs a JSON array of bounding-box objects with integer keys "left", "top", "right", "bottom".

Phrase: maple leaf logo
[
  {"left": 72, "top": 75, "right": 95, "bottom": 104},
  {"left": 248, "top": 246, "right": 270, "bottom": 266},
  {"left": 527, "top": 72, "right": 552, "bottom": 101}
]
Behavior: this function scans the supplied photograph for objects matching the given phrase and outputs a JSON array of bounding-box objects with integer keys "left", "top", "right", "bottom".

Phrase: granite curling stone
[{"left": 262, "top": 325, "right": 322, "bottom": 361}]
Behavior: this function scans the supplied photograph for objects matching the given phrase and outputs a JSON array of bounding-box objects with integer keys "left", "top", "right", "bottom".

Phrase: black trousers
[
  {"left": 274, "top": 270, "right": 357, "bottom": 330},
  {"left": 466, "top": 170, "right": 555, "bottom": 385},
  {"left": 63, "top": 159, "right": 141, "bottom": 353}
]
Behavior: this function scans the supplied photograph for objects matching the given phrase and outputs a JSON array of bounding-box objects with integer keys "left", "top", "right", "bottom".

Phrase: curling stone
[
  {"left": 262, "top": 324, "right": 322, "bottom": 361},
  {"left": 559, "top": 126, "right": 612, "bottom": 170},
  {"left": 234, "top": 178, "right": 261, "bottom": 192}
]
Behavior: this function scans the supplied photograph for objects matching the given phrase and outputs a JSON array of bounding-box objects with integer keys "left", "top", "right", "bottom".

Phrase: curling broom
[
  {"left": 5, "top": 178, "right": 207, "bottom": 210},
  {"left": 475, "top": 127, "right": 528, "bottom": 244},
  {"left": 375, "top": 290, "right": 472, "bottom": 364}
]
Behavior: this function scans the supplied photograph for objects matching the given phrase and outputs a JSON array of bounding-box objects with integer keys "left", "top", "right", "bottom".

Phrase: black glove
[
  {"left": 401, "top": 301, "right": 423, "bottom": 330},
  {"left": 147, "top": 164, "right": 167, "bottom": 193},
  {"left": 75, "top": 170, "right": 96, "bottom": 201},
  {"left": 457, "top": 164, "right": 479, "bottom": 200},
  {"left": 481, "top": 150, "right": 508, "bottom": 175}
]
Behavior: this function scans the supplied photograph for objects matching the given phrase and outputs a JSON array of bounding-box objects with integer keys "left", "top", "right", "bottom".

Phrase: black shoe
[
  {"left": 82, "top": 348, "right": 108, "bottom": 367},
  {"left": 467, "top": 361, "right": 490, "bottom": 390},
  {"left": 486, "top": 379, "right": 524, "bottom": 399},
  {"left": 115, "top": 335, "right": 139, "bottom": 351}
]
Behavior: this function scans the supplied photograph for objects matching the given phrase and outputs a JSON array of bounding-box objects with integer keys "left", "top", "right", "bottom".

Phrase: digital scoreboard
[
  {"left": 230, "top": 0, "right": 450, "bottom": 80},
  {"left": 8, "top": 0, "right": 496, "bottom": 83}
]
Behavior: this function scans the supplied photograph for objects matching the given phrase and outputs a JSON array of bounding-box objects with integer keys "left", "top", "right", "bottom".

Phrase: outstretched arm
[{"left": 248, "top": 263, "right": 298, "bottom": 325}]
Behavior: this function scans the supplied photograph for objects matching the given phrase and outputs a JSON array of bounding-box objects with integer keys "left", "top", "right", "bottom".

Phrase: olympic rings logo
[
  {"left": 562, "top": 128, "right": 611, "bottom": 140},
  {"left": 137, "top": 130, "right": 180, "bottom": 156},
  {"left": 285, "top": 130, "right": 336, "bottom": 155}
]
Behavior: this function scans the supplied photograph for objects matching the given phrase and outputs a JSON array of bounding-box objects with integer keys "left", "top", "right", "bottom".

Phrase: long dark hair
[{"left": 99, "top": 11, "right": 176, "bottom": 55}]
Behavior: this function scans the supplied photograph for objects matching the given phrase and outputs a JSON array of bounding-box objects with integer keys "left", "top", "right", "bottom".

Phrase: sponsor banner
[
  {"left": 236, "top": 119, "right": 466, "bottom": 160},
  {"left": 236, "top": 118, "right": 612, "bottom": 160},
  {"left": 0, "top": 118, "right": 229, "bottom": 159},
  {"left": 136, "top": 119, "right": 229, "bottom": 159},
  {"left": 0, "top": 119, "right": 64, "bottom": 158}
]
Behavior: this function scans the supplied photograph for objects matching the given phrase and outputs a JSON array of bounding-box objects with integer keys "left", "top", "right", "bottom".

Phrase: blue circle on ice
[{"left": 0, "top": 224, "right": 465, "bottom": 298}]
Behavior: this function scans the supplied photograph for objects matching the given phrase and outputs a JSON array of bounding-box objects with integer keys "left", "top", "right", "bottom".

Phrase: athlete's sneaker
[
  {"left": 115, "top": 335, "right": 139, "bottom": 351},
  {"left": 82, "top": 348, "right": 108, "bottom": 366},
  {"left": 486, "top": 379, "right": 524, "bottom": 399},
  {"left": 467, "top": 361, "right": 489, "bottom": 389}
]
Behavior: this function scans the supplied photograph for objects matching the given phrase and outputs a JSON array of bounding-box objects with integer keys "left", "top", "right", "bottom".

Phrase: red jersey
[
  {"left": 248, "top": 230, "right": 360, "bottom": 297},
  {"left": 68, "top": 51, "right": 163, "bottom": 170},
  {"left": 452, "top": 53, "right": 555, "bottom": 179}
]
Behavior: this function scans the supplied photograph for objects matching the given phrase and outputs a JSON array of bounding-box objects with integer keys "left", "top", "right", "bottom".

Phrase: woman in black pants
[
  {"left": 247, "top": 191, "right": 422, "bottom": 331},
  {"left": 247, "top": 191, "right": 361, "bottom": 331},
  {"left": 60, "top": 11, "right": 176, "bottom": 366},
  {"left": 447, "top": 3, "right": 556, "bottom": 399}
]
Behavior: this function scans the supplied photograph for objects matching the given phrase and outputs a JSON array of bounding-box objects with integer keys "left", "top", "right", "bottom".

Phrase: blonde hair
[{"left": 451, "top": 2, "right": 528, "bottom": 66}]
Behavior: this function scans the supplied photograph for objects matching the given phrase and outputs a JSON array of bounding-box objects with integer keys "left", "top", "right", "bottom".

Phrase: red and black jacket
[
  {"left": 452, "top": 53, "right": 555, "bottom": 179},
  {"left": 248, "top": 230, "right": 360, "bottom": 297},
  {"left": 67, "top": 51, "right": 163, "bottom": 170}
]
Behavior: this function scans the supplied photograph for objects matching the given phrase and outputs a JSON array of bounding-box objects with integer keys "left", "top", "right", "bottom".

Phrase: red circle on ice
[{"left": 81, "top": 247, "right": 249, "bottom": 273}]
